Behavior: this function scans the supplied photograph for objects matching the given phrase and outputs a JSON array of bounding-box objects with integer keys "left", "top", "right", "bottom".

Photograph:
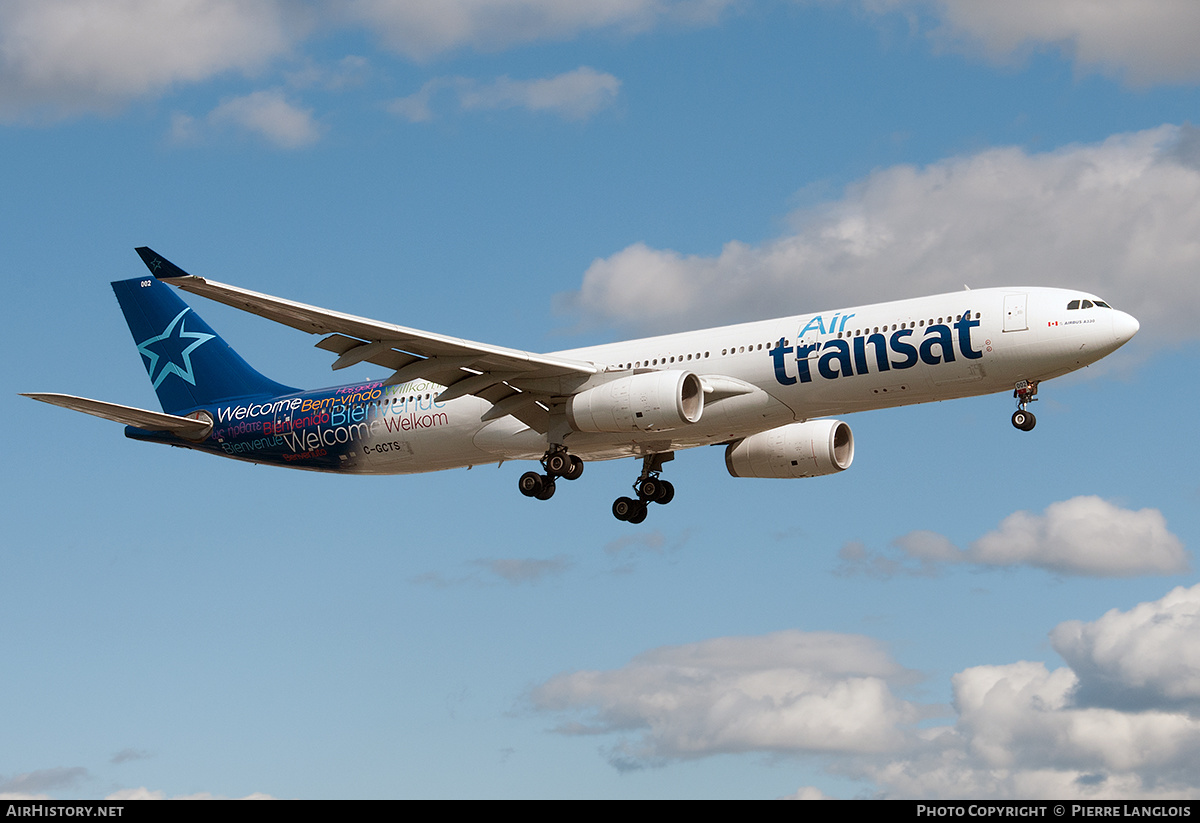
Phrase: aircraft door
[
  {"left": 798, "top": 326, "right": 822, "bottom": 373},
  {"left": 1003, "top": 293, "right": 1028, "bottom": 332}
]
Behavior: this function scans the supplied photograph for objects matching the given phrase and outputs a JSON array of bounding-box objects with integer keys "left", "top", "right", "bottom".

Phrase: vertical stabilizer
[{"left": 112, "top": 274, "right": 296, "bottom": 414}]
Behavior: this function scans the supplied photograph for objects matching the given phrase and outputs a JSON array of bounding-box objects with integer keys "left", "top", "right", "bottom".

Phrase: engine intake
[
  {"left": 567, "top": 370, "right": 704, "bottom": 433},
  {"left": 725, "top": 419, "right": 854, "bottom": 479}
]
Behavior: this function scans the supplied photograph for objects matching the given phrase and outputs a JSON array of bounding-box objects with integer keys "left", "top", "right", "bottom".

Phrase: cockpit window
[{"left": 1067, "top": 298, "right": 1114, "bottom": 310}]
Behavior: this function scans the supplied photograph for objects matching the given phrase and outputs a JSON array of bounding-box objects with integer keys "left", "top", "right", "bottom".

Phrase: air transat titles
[{"left": 770, "top": 310, "right": 982, "bottom": 386}]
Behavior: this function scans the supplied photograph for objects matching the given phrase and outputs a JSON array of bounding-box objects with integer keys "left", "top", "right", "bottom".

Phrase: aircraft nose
[{"left": 1112, "top": 310, "right": 1139, "bottom": 347}]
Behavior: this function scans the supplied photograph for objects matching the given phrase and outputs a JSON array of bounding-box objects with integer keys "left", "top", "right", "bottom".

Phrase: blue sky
[{"left": 3, "top": 0, "right": 1200, "bottom": 800}]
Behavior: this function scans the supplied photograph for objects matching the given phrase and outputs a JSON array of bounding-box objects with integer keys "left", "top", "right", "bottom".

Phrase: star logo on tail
[{"left": 136, "top": 308, "right": 215, "bottom": 389}]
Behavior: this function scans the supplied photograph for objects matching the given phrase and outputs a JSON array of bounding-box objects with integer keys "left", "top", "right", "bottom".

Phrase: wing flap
[
  {"left": 316, "top": 334, "right": 418, "bottom": 372},
  {"left": 22, "top": 393, "right": 212, "bottom": 440}
]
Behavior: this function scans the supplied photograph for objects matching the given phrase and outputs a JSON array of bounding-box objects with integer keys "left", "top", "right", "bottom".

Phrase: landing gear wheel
[
  {"left": 518, "top": 471, "right": 544, "bottom": 498},
  {"left": 627, "top": 501, "right": 648, "bottom": 524},
  {"left": 545, "top": 452, "right": 570, "bottom": 476},
  {"left": 535, "top": 478, "right": 556, "bottom": 500},
  {"left": 636, "top": 477, "right": 661, "bottom": 501},
  {"left": 562, "top": 455, "right": 585, "bottom": 481},
  {"left": 654, "top": 480, "right": 675, "bottom": 505},
  {"left": 613, "top": 496, "right": 637, "bottom": 521},
  {"left": 1011, "top": 410, "right": 1036, "bottom": 431}
]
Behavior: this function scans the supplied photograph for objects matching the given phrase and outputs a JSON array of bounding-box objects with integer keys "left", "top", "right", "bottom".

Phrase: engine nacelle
[
  {"left": 566, "top": 370, "right": 704, "bottom": 433},
  {"left": 725, "top": 419, "right": 854, "bottom": 479}
]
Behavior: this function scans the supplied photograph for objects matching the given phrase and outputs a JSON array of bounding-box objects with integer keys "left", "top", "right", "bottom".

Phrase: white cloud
[
  {"left": 839, "top": 497, "right": 1188, "bottom": 579},
  {"left": 343, "top": 0, "right": 734, "bottom": 61},
  {"left": 411, "top": 555, "right": 573, "bottom": 586},
  {"left": 0, "top": 768, "right": 274, "bottom": 801},
  {"left": 869, "top": 0, "right": 1200, "bottom": 86},
  {"left": 109, "top": 748, "right": 152, "bottom": 765},
  {"left": 531, "top": 630, "right": 921, "bottom": 768},
  {"left": 390, "top": 68, "right": 621, "bottom": 122},
  {"left": 284, "top": 55, "right": 370, "bottom": 91},
  {"left": 105, "top": 787, "right": 276, "bottom": 800},
  {"left": 781, "top": 785, "right": 836, "bottom": 800},
  {"left": 7, "top": 1, "right": 1192, "bottom": 124},
  {"left": 0, "top": 0, "right": 722, "bottom": 120},
  {"left": 0, "top": 768, "right": 88, "bottom": 795},
  {"left": 1052, "top": 582, "right": 1200, "bottom": 713},
  {"left": 533, "top": 586, "right": 1200, "bottom": 798},
  {"left": 567, "top": 124, "right": 1200, "bottom": 343},
  {"left": 865, "top": 659, "right": 1200, "bottom": 798},
  {"left": 0, "top": 0, "right": 300, "bottom": 121},
  {"left": 968, "top": 496, "right": 1188, "bottom": 577},
  {"left": 605, "top": 530, "right": 668, "bottom": 557},
  {"left": 472, "top": 555, "right": 572, "bottom": 583},
  {"left": 387, "top": 82, "right": 440, "bottom": 123},
  {"left": 176, "top": 90, "right": 323, "bottom": 149},
  {"left": 209, "top": 90, "right": 322, "bottom": 147},
  {"left": 461, "top": 67, "right": 621, "bottom": 118},
  {"left": 891, "top": 586, "right": 1200, "bottom": 798}
]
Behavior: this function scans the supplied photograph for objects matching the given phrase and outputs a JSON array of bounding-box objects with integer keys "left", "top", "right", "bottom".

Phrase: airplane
[{"left": 24, "top": 247, "right": 1139, "bottom": 524}]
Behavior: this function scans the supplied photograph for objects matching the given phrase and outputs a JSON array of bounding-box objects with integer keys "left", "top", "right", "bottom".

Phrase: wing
[
  {"left": 22, "top": 393, "right": 213, "bottom": 440},
  {"left": 136, "top": 247, "right": 601, "bottom": 432}
]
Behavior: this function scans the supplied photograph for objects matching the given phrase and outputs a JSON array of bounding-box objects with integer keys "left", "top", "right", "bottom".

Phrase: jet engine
[
  {"left": 725, "top": 419, "right": 854, "bottom": 479},
  {"left": 566, "top": 370, "right": 704, "bottom": 433}
]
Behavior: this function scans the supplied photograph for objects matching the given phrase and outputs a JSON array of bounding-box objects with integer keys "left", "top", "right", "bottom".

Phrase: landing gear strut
[
  {"left": 613, "top": 453, "right": 675, "bottom": 524},
  {"left": 1012, "top": 380, "right": 1039, "bottom": 431},
  {"left": 518, "top": 447, "right": 584, "bottom": 501}
]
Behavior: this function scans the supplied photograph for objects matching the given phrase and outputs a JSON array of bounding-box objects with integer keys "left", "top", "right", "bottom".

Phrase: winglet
[{"left": 135, "top": 246, "right": 193, "bottom": 280}]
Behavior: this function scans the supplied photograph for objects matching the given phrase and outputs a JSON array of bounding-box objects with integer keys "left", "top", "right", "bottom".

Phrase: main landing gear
[
  {"left": 517, "top": 449, "right": 675, "bottom": 524},
  {"left": 612, "top": 453, "right": 675, "bottom": 524},
  {"left": 1012, "top": 380, "right": 1039, "bottom": 432},
  {"left": 518, "top": 447, "right": 584, "bottom": 501}
]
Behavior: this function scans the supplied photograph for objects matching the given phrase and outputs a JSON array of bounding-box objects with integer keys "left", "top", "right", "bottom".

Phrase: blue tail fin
[{"left": 113, "top": 260, "right": 297, "bottom": 414}]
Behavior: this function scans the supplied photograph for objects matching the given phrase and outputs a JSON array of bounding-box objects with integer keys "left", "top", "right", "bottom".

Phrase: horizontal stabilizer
[{"left": 21, "top": 393, "right": 212, "bottom": 440}]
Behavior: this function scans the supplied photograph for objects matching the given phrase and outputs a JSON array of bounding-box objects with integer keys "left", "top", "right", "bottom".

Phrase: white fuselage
[{"left": 341, "top": 286, "right": 1137, "bottom": 474}]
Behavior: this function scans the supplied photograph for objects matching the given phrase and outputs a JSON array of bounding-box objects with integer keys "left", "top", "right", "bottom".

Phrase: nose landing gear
[
  {"left": 1012, "top": 380, "right": 1038, "bottom": 431},
  {"left": 613, "top": 453, "right": 675, "bottom": 524}
]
